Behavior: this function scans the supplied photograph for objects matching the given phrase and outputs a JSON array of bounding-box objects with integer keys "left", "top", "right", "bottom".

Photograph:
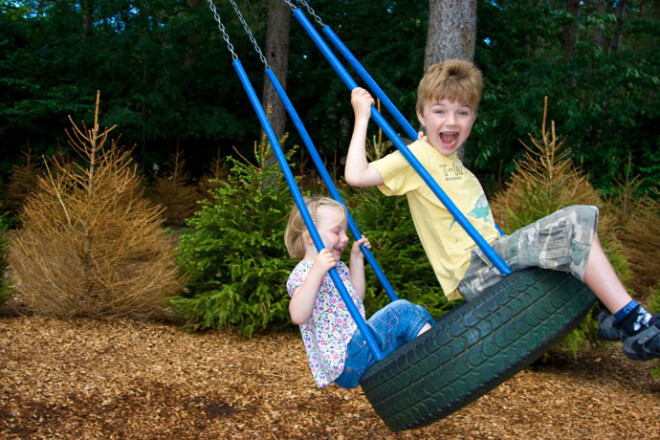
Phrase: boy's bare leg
[{"left": 583, "top": 234, "right": 633, "bottom": 314}]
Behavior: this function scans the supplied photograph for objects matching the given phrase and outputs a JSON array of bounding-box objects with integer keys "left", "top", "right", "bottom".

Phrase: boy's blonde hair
[
  {"left": 416, "top": 59, "right": 483, "bottom": 113},
  {"left": 284, "top": 196, "right": 347, "bottom": 259}
]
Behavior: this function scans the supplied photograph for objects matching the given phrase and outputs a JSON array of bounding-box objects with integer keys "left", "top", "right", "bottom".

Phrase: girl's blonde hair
[
  {"left": 416, "top": 59, "right": 483, "bottom": 113},
  {"left": 284, "top": 196, "right": 347, "bottom": 259}
]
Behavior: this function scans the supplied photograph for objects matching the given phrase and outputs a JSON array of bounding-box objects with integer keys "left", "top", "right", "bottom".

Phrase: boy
[{"left": 344, "top": 59, "right": 658, "bottom": 360}]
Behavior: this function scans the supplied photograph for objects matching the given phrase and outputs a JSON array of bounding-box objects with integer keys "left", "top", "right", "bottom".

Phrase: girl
[{"left": 285, "top": 196, "right": 434, "bottom": 389}]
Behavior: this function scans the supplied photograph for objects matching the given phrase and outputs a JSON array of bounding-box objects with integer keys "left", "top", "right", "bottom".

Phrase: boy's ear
[{"left": 416, "top": 109, "right": 426, "bottom": 126}]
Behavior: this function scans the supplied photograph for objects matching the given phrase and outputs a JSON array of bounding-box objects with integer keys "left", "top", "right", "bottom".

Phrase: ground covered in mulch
[{"left": 1, "top": 314, "right": 658, "bottom": 440}]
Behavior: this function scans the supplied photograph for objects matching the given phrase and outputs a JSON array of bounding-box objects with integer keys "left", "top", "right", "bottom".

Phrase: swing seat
[{"left": 359, "top": 268, "right": 596, "bottom": 432}]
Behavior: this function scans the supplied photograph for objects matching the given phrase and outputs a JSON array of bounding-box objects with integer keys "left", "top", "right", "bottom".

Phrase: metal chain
[
  {"left": 206, "top": 0, "right": 238, "bottom": 61},
  {"left": 281, "top": 0, "right": 298, "bottom": 12},
  {"left": 228, "top": 0, "right": 269, "bottom": 69},
  {"left": 298, "top": 0, "right": 325, "bottom": 27}
]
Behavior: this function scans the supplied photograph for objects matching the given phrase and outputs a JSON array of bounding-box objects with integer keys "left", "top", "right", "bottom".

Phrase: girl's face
[
  {"left": 417, "top": 98, "right": 477, "bottom": 156},
  {"left": 314, "top": 205, "right": 349, "bottom": 260}
]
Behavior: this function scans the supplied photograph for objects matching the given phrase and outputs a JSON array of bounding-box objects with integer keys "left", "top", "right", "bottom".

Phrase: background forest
[
  {"left": 0, "top": 0, "right": 659, "bottom": 340},
  {"left": 0, "top": 0, "right": 658, "bottom": 195}
]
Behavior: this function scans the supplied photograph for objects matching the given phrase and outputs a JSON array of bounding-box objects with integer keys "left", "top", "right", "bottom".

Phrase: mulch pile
[{"left": 1, "top": 314, "right": 658, "bottom": 440}]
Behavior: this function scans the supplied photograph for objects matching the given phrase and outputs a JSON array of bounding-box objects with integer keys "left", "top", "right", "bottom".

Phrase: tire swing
[{"left": 206, "top": 0, "right": 596, "bottom": 432}]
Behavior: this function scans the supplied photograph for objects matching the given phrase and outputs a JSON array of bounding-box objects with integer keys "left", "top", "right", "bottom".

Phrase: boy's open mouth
[{"left": 440, "top": 132, "right": 459, "bottom": 147}]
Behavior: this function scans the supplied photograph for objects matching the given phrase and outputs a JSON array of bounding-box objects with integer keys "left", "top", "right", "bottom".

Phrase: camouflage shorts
[{"left": 458, "top": 205, "right": 599, "bottom": 301}]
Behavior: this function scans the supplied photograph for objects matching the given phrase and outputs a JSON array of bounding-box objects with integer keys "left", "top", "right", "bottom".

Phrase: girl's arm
[
  {"left": 289, "top": 249, "right": 337, "bottom": 325},
  {"left": 345, "top": 88, "right": 384, "bottom": 187},
  {"left": 349, "top": 237, "right": 371, "bottom": 301}
]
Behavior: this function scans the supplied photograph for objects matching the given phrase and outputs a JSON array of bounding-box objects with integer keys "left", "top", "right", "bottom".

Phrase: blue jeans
[{"left": 334, "top": 299, "right": 434, "bottom": 389}]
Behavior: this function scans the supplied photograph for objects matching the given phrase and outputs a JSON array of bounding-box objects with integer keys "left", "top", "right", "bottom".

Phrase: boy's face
[{"left": 417, "top": 98, "right": 477, "bottom": 156}]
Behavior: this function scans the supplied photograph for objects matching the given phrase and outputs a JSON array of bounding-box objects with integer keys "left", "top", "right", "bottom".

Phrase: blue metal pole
[
  {"left": 293, "top": 8, "right": 512, "bottom": 276},
  {"left": 232, "top": 59, "right": 384, "bottom": 361},
  {"left": 265, "top": 68, "right": 399, "bottom": 302}
]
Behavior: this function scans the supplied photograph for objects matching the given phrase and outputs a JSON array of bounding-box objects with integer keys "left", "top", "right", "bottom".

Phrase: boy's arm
[
  {"left": 345, "top": 88, "right": 384, "bottom": 187},
  {"left": 289, "top": 250, "right": 336, "bottom": 325},
  {"left": 349, "top": 237, "right": 371, "bottom": 301}
]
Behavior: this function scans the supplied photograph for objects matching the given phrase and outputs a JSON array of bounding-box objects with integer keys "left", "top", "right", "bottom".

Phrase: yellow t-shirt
[{"left": 371, "top": 140, "right": 500, "bottom": 300}]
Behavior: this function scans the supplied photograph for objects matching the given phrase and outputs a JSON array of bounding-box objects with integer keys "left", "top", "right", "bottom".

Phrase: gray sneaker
[
  {"left": 598, "top": 309, "right": 622, "bottom": 341},
  {"left": 622, "top": 317, "right": 660, "bottom": 361}
]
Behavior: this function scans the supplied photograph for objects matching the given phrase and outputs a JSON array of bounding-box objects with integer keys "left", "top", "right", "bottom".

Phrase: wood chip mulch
[{"left": 1, "top": 314, "right": 658, "bottom": 440}]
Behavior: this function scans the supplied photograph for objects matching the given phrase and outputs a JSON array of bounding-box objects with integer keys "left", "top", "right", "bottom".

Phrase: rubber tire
[{"left": 359, "top": 268, "right": 595, "bottom": 432}]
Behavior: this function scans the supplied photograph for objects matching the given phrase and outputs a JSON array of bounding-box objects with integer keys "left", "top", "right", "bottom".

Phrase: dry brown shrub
[
  {"left": 149, "top": 149, "right": 201, "bottom": 227},
  {"left": 599, "top": 156, "right": 660, "bottom": 300},
  {"left": 615, "top": 195, "right": 660, "bottom": 300},
  {"left": 8, "top": 92, "right": 183, "bottom": 320},
  {"left": 198, "top": 149, "right": 228, "bottom": 201},
  {"left": 490, "top": 97, "right": 629, "bottom": 284},
  {"left": 492, "top": 98, "right": 617, "bottom": 238},
  {"left": 6, "top": 148, "right": 42, "bottom": 213}
]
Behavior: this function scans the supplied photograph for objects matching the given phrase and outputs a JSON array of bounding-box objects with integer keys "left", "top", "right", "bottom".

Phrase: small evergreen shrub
[
  {"left": 171, "top": 139, "right": 295, "bottom": 336},
  {"left": 347, "top": 185, "right": 448, "bottom": 318},
  {"left": 490, "top": 97, "right": 630, "bottom": 355}
]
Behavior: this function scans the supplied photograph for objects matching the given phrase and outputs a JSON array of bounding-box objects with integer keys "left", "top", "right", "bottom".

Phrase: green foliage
[
  {"left": 651, "top": 285, "right": 660, "bottom": 378},
  {"left": 650, "top": 284, "right": 660, "bottom": 315},
  {"left": 2, "top": 0, "right": 658, "bottom": 199},
  {"left": 171, "top": 139, "right": 295, "bottom": 337},
  {"left": 0, "top": 0, "right": 258, "bottom": 176},
  {"left": 473, "top": 0, "right": 660, "bottom": 195}
]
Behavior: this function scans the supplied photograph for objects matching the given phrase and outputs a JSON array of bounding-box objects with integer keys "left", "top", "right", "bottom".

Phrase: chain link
[
  {"left": 206, "top": 0, "right": 238, "bottom": 60},
  {"left": 281, "top": 0, "right": 298, "bottom": 12},
  {"left": 228, "top": 0, "right": 269, "bottom": 68},
  {"left": 298, "top": 0, "right": 325, "bottom": 27}
]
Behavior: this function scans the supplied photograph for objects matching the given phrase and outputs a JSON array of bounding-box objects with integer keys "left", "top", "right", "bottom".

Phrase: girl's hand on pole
[
  {"left": 351, "top": 236, "right": 371, "bottom": 260},
  {"left": 314, "top": 248, "right": 338, "bottom": 273}
]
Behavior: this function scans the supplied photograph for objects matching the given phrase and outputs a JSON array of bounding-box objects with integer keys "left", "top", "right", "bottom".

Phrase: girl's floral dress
[{"left": 287, "top": 260, "right": 366, "bottom": 387}]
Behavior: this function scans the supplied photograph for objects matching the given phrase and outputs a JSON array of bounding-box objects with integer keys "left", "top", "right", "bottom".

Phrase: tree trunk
[
  {"left": 424, "top": 0, "right": 477, "bottom": 70},
  {"left": 610, "top": 0, "right": 626, "bottom": 53},
  {"left": 261, "top": 0, "right": 290, "bottom": 142},
  {"left": 184, "top": 0, "right": 205, "bottom": 68},
  {"left": 561, "top": 0, "right": 580, "bottom": 57},
  {"left": 424, "top": 0, "right": 477, "bottom": 161},
  {"left": 593, "top": 0, "right": 605, "bottom": 49},
  {"left": 82, "top": 0, "right": 94, "bottom": 40}
]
